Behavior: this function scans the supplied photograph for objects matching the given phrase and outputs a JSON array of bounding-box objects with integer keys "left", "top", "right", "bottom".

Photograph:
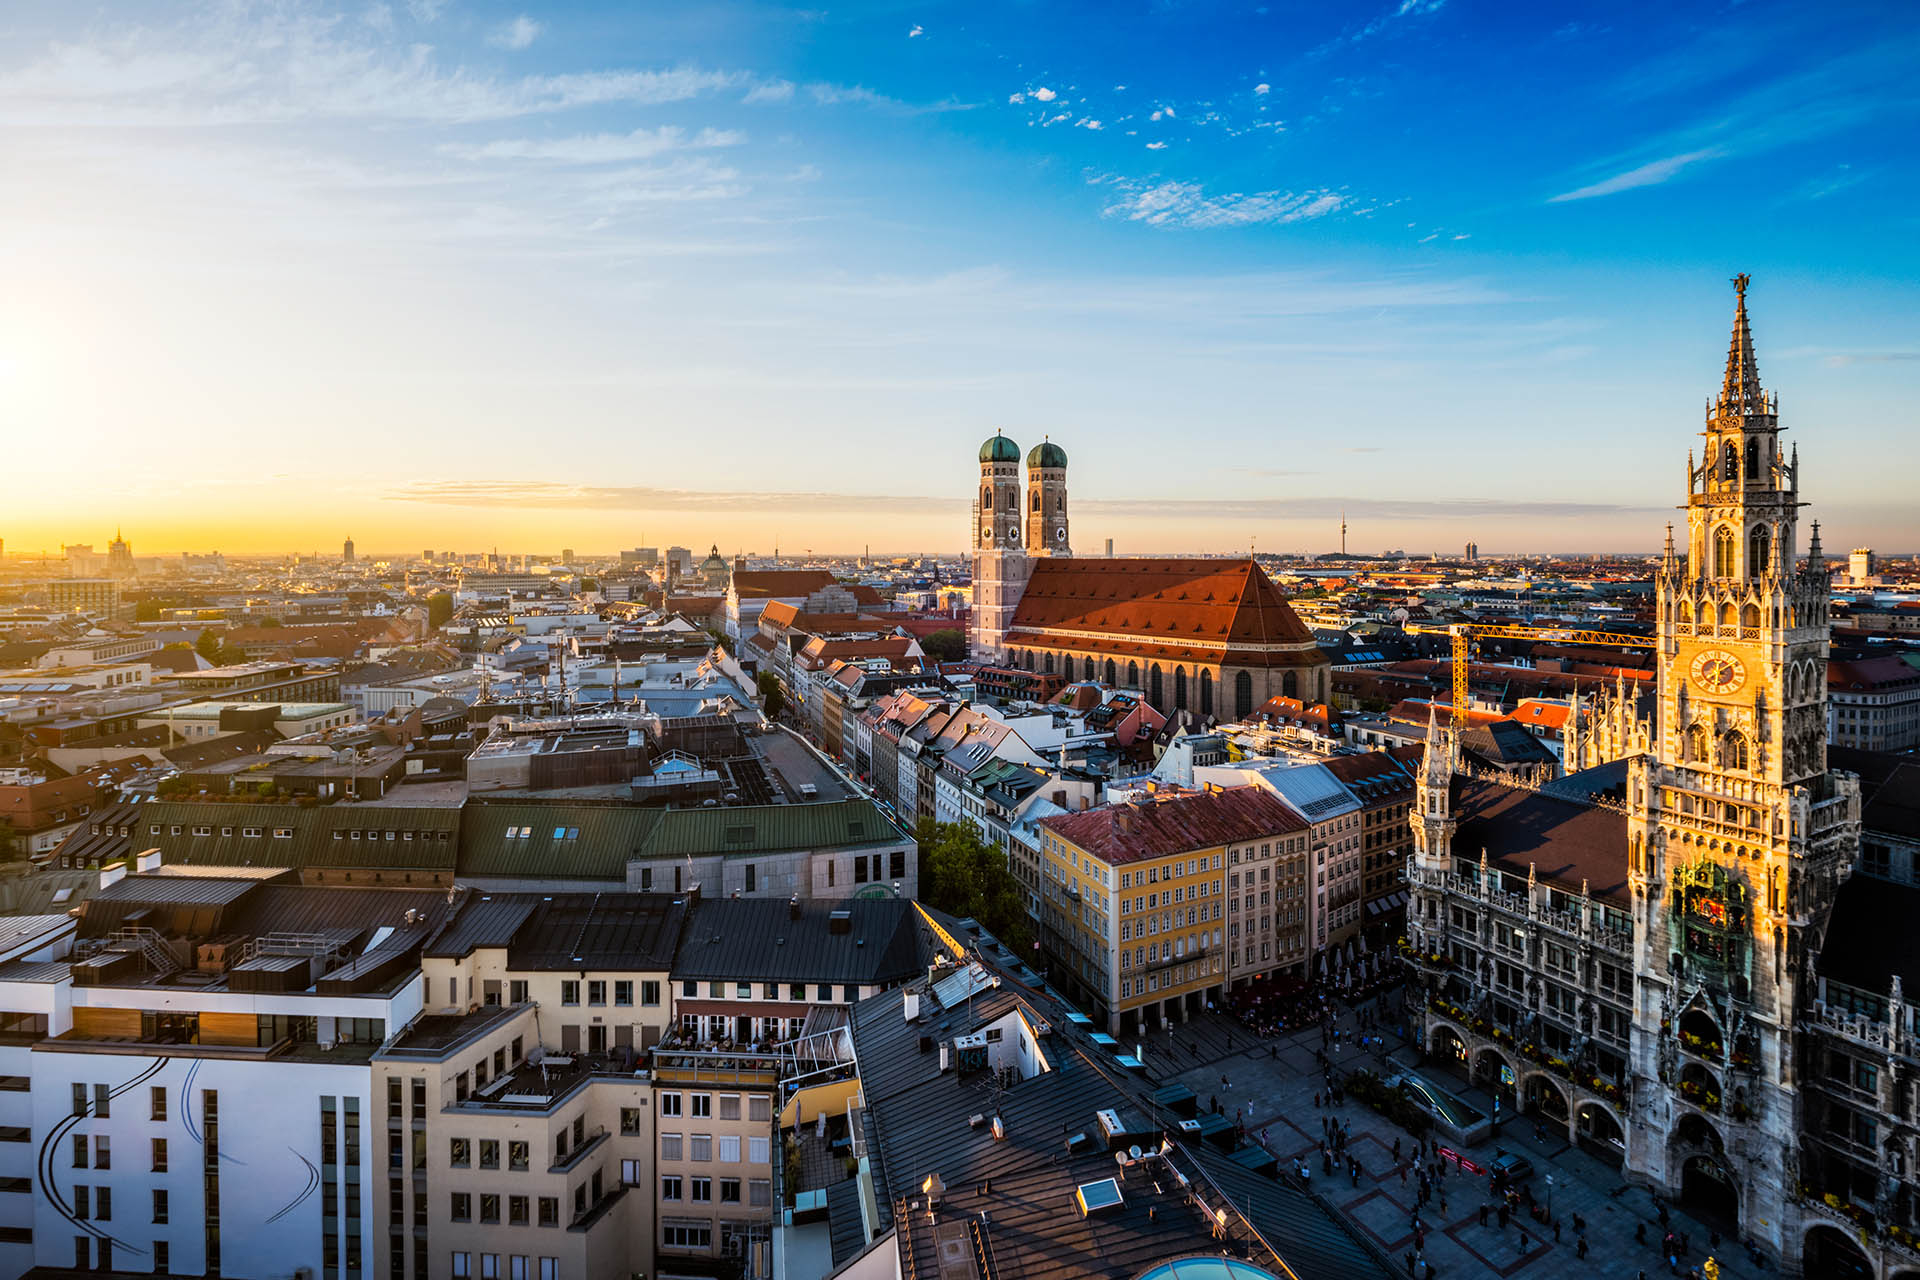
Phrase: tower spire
[{"left": 1718, "top": 273, "right": 1765, "bottom": 419}]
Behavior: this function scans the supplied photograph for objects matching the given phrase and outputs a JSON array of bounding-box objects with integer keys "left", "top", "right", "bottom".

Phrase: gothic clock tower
[{"left": 1623, "top": 277, "right": 1860, "bottom": 1250}]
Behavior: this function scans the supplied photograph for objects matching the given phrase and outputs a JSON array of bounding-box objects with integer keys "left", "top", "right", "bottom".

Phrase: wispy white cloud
[
  {"left": 743, "top": 78, "right": 794, "bottom": 103},
  {"left": 406, "top": 0, "right": 448, "bottom": 22},
  {"left": 1032, "top": 86, "right": 1057, "bottom": 102},
  {"left": 487, "top": 15, "right": 542, "bottom": 51},
  {"left": 0, "top": 11, "right": 745, "bottom": 127},
  {"left": 1548, "top": 147, "right": 1720, "bottom": 201},
  {"left": 1097, "top": 178, "right": 1348, "bottom": 229},
  {"left": 1145, "top": 141, "right": 1167, "bottom": 150},
  {"left": 442, "top": 125, "right": 744, "bottom": 163},
  {"left": 908, "top": 24, "right": 923, "bottom": 38},
  {"left": 1007, "top": 92, "right": 1025, "bottom": 104},
  {"left": 1254, "top": 83, "right": 1271, "bottom": 96},
  {"left": 1077, "top": 118, "right": 1103, "bottom": 131}
]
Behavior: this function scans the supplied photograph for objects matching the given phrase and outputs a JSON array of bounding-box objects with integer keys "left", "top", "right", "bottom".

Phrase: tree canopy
[
  {"left": 756, "top": 670, "right": 786, "bottom": 721},
  {"left": 426, "top": 592, "right": 454, "bottom": 629},
  {"left": 914, "top": 818, "right": 1033, "bottom": 955},
  {"left": 919, "top": 628, "right": 966, "bottom": 663}
]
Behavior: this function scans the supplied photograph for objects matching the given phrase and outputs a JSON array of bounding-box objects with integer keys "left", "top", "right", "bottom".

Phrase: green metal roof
[
  {"left": 978, "top": 433, "right": 1021, "bottom": 463},
  {"left": 1026, "top": 440, "right": 1067, "bottom": 469},
  {"left": 458, "top": 802, "right": 665, "bottom": 881},
  {"left": 637, "top": 798, "right": 904, "bottom": 860},
  {"left": 142, "top": 801, "right": 460, "bottom": 872}
]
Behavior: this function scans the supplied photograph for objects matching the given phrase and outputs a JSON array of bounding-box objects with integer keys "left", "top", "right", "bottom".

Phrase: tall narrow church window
[
  {"left": 1128, "top": 662, "right": 1139, "bottom": 688},
  {"left": 1006, "top": 492, "right": 1018, "bottom": 510},
  {"left": 1174, "top": 667, "right": 1188, "bottom": 710},
  {"left": 1720, "top": 732, "right": 1750, "bottom": 772},
  {"left": 1200, "top": 670, "right": 1213, "bottom": 717},
  {"left": 1043, "top": 652, "right": 1054, "bottom": 675},
  {"left": 1031, "top": 491, "right": 1040, "bottom": 511},
  {"left": 1106, "top": 660, "right": 1117, "bottom": 685},
  {"left": 1712, "top": 527, "right": 1735, "bottom": 579},
  {"left": 1744, "top": 438, "right": 1759, "bottom": 482},
  {"left": 1749, "top": 525, "right": 1771, "bottom": 578},
  {"left": 1687, "top": 724, "right": 1709, "bottom": 762},
  {"left": 982, "top": 487, "right": 991, "bottom": 511},
  {"left": 1084, "top": 656, "right": 1096, "bottom": 681},
  {"left": 1282, "top": 671, "right": 1298, "bottom": 699},
  {"left": 1150, "top": 665, "right": 1163, "bottom": 707},
  {"left": 1741, "top": 603, "right": 1760, "bottom": 631},
  {"left": 1721, "top": 441, "right": 1737, "bottom": 483}
]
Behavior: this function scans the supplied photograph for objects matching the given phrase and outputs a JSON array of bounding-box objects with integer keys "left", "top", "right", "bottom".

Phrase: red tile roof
[
  {"left": 1007, "top": 557, "right": 1320, "bottom": 667},
  {"left": 731, "top": 570, "right": 840, "bottom": 599},
  {"left": 1039, "top": 785, "right": 1308, "bottom": 864}
]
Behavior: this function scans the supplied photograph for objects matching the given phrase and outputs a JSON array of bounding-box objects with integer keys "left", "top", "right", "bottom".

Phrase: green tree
[
  {"left": 426, "top": 592, "right": 454, "bottom": 629},
  {"left": 913, "top": 819, "right": 1033, "bottom": 954},
  {"left": 194, "top": 629, "right": 225, "bottom": 664},
  {"left": 756, "top": 671, "right": 786, "bottom": 721},
  {"left": 134, "top": 598, "right": 166, "bottom": 622},
  {"left": 577, "top": 576, "right": 599, "bottom": 593},
  {"left": 919, "top": 628, "right": 967, "bottom": 663}
]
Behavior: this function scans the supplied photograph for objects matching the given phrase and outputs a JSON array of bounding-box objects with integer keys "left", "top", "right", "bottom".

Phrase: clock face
[{"left": 1690, "top": 648, "right": 1746, "bottom": 695}]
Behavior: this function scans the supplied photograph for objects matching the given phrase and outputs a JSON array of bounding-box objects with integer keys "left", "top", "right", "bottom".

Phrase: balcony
[
  {"left": 549, "top": 1128, "right": 609, "bottom": 1175},
  {"left": 1807, "top": 1002, "right": 1910, "bottom": 1057}
]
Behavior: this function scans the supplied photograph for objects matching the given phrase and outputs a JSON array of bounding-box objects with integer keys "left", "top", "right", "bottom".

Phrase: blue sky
[{"left": 1, "top": 0, "right": 1915, "bottom": 556}]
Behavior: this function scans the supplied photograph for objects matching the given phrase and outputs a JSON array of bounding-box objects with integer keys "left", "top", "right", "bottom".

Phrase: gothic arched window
[
  {"left": 1174, "top": 667, "right": 1188, "bottom": 710},
  {"left": 1084, "top": 656, "right": 1096, "bottom": 682},
  {"left": 1721, "top": 441, "right": 1737, "bottom": 482},
  {"left": 1235, "top": 671, "right": 1254, "bottom": 719},
  {"left": 1150, "top": 664, "right": 1164, "bottom": 707},
  {"left": 1006, "top": 491, "right": 1018, "bottom": 511},
  {"left": 1744, "top": 438, "right": 1759, "bottom": 482},
  {"left": 1200, "top": 670, "right": 1213, "bottom": 718},
  {"left": 1687, "top": 724, "right": 1709, "bottom": 762},
  {"left": 1105, "top": 659, "right": 1117, "bottom": 686},
  {"left": 1282, "top": 670, "right": 1298, "bottom": 699},
  {"left": 1713, "top": 526, "right": 1735, "bottom": 578},
  {"left": 1031, "top": 491, "right": 1040, "bottom": 511},
  {"left": 1741, "top": 602, "right": 1760, "bottom": 631},
  {"left": 1749, "top": 524, "right": 1771, "bottom": 578},
  {"left": 1721, "top": 732, "right": 1750, "bottom": 772},
  {"left": 982, "top": 487, "right": 991, "bottom": 511},
  {"left": 1127, "top": 661, "right": 1139, "bottom": 688},
  {"left": 1043, "top": 652, "right": 1055, "bottom": 675}
]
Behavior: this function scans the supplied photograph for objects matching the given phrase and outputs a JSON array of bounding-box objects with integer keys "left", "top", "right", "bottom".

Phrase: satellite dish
[{"left": 1129, "top": 1145, "right": 1142, "bottom": 1161}]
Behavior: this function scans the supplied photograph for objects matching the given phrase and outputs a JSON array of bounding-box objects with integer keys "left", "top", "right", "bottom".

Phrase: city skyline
[{"left": 3, "top": 0, "right": 1917, "bottom": 556}]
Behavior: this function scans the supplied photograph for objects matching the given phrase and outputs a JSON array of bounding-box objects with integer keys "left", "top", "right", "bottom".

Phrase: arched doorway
[
  {"left": 1681, "top": 1154, "right": 1738, "bottom": 1226},
  {"left": 1803, "top": 1224, "right": 1874, "bottom": 1280},
  {"left": 1472, "top": 1047, "right": 1515, "bottom": 1109},
  {"left": 1523, "top": 1073, "right": 1569, "bottom": 1123},
  {"left": 1575, "top": 1101, "right": 1624, "bottom": 1164},
  {"left": 1429, "top": 1024, "right": 1468, "bottom": 1072}
]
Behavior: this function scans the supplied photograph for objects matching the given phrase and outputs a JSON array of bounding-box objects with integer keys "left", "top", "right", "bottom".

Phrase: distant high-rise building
[
  {"left": 106, "top": 528, "right": 134, "bottom": 577},
  {"left": 666, "top": 546, "right": 694, "bottom": 576},
  {"left": 423, "top": 549, "right": 434, "bottom": 563},
  {"left": 343, "top": 535, "right": 356, "bottom": 564},
  {"left": 561, "top": 547, "right": 574, "bottom": 564},
  {"left": 1464, "top": 541, "right": 1479, "bottom": 562},
  {"left": 1104, "top": 537, "right": 1114, "bottom": 557},
  {"left": 1849, "top": 547, "right": 1875, "bottom": 585}
]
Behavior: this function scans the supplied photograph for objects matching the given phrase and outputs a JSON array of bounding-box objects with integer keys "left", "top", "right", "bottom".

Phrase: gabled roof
[
  {"left": 1451, "top": 777, "right": 1627, "bottom": 904},
  {"left": 1007, "top": 558, "right": 1320, "bottom": 667},
  {"left": 1041, "top": 786, "right": 1306, "bottom": 864},
  {"left": 731, "top": 570, "right": 840, "bottom": 600}
]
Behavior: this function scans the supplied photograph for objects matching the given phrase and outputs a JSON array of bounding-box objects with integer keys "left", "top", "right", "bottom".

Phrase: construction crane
[{"left": 1427, "top": 623, "right": 1657, "bottom": 727}]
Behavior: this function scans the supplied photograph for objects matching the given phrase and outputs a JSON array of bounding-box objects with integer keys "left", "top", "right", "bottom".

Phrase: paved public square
[{"left": 1143, "top": 990, "right": 1762, "bottom": 1280}]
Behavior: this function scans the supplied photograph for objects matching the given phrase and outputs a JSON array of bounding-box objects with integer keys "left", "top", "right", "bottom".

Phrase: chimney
[
  {"left": 788, "top": 895, "right": 801, "bottom": 920},
  {"left": 98, "top": 862, "right": 129, "bottom": 891},
  {"left": 1079, "top": 795, "right": 1090, "bottom": 811},
  {"left": 134, "top": 848, "right": 162, "bottom": 873}
]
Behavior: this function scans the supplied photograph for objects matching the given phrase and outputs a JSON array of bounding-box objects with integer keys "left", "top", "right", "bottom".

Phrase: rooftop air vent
[{"left": 1074, "top": 1177, "right": 1124, "bottom": 1217}]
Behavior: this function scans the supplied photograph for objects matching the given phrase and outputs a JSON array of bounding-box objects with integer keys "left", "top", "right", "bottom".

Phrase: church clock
[{"left": 1688, "top": 648, "right": 1746, "bottom": 695}]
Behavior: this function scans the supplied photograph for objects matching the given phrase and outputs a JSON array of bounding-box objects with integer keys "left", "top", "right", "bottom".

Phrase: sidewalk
[{"left": 1165, "top": 995, "right": 1764, "bottom": 1280}]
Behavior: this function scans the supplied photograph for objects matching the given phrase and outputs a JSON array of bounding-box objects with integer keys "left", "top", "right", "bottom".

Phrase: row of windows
[
  {"left": 559, "top": 979, "right": 659, "bottom": 1007},
  {"left": 658, "top": 1176, "right": 772, "bottom": 1204},
  {"left": 660, "top": 1132, "right": 771, "bottom": 1163},
  {"left": 449, "top": 1253, "right": 560, "bottom": 1280}
]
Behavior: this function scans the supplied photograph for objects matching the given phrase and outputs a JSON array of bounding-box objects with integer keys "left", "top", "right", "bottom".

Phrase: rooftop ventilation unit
[{"left": 1074, "top": 1177, "right": 1124, "bottom": 1217}]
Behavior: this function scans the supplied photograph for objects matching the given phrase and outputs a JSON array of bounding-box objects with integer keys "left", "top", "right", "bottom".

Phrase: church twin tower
[{"left": 971, "top": 433, "right": 1070, "bottom": 662}]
